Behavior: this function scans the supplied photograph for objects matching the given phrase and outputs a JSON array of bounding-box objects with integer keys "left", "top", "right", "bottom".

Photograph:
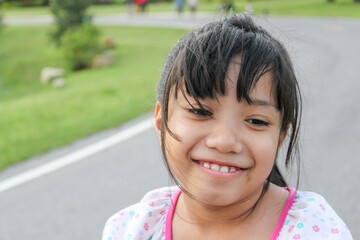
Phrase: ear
[
  {"left": 154, "top": 101, "right": 162, "bottom": 138},
  {"left": 278, "top": 125, "right": 290, "bottom": 149}
]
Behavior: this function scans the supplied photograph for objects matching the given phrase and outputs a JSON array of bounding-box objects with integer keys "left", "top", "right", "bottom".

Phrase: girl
[{"left": 102, "top": 15, "right": 353, "bottom": 240}]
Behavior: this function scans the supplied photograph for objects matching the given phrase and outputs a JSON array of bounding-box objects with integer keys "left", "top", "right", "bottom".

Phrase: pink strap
[
  {"left": 165, "top": 189, "right": 181, "bottom": 240},
  {"left": 165, "top": 187, "right": 297, "bottom": 240},
  {"left": 269, "top": 186, "right": 297, "bottom": 240}
]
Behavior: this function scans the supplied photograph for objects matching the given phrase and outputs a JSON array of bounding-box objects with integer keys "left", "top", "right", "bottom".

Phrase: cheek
[
  {"left": 250, "top": 132, "right": 280, "bottom": 167},
  {"left": 163, "top": 131, "right": 191, "bottom": 186},
  {"left": 167, "top": 115, "right": 204, "bottom": 151},
  {"left": 164, "top": 119, "right": 204, "bottom": 174},
  {"left": 163, "top": 122, "right": 191, "bottom": 165}
]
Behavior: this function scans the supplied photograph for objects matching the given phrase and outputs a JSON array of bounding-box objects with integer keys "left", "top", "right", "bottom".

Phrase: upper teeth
[
  {"left": 202, "top": 162, "right": 237, "bottom": 173},
  {"left": 220, "top": 166, "right": 229, "bottom": 173},
  {"left": 211, "top": 164, "right": 220, "bottom": 171}
]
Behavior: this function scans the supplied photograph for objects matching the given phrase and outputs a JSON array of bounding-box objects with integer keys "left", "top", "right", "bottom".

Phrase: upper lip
[{"left": 192, "top": 158, "right": 248, "bottom": 169}]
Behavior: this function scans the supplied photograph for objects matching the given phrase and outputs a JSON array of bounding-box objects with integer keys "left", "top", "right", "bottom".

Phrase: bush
[
  {"left": 50, "top": 0, "right": 93, "bottom": 46},
  {"left": 220, "top": 0, "right": 234, "bottom": 12},
  {"left": 61, "top": 24, "right": 102, "bottom": 71}
]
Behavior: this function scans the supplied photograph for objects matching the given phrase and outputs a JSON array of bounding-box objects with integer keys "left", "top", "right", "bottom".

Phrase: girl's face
[{"left": 155, "top": 59, "right": 284, "bottom": 206}]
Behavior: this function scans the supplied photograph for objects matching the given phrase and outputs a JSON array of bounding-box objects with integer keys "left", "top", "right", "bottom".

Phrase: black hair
[{"left": 157, "top": 14, "right": 301, "bottom": 202}]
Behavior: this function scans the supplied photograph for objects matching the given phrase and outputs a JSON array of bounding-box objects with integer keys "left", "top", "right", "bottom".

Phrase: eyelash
[
  {"left": 188, "top": 108, "right": 270, "bottom": 127},
  {"left": 188, "top": 108, "right": 212, "bottom": 117},
  {"left": 246, "top": 119, "right": 269, "bottom": 127}
]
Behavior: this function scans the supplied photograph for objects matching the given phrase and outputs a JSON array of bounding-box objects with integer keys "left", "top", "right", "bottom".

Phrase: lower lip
[{"left": 194, "top": 161, "right": 246, "bottom": 179}]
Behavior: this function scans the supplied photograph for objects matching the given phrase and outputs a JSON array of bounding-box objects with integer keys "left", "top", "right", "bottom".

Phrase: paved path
[
  {"left": 0, "top": 15, "right": 359, "bottom": 239},
  {"left": 3, "top": 13, "right": 214, "bottom": 28}
]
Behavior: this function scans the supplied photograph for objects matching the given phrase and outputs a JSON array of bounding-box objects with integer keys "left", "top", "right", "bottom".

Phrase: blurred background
[{"left": 0, "top": 0, "right": 359, "bottom": 239}]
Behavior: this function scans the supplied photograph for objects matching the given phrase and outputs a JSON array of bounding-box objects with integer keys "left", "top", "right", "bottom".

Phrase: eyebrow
[{"left": 249, "top": 99, "right": 279, "bottom": 110}]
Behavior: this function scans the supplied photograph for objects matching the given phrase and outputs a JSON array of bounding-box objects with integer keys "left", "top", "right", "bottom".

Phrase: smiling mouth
[{"left": 194, "top": 160, "right": 248, "bottom": 173}]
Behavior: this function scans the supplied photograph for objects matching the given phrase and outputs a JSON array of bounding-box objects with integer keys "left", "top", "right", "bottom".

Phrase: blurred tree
[
  {"left": 50, "top": 0, "right": 93, "bottom": 46},
  {"left": 41, "top": 0, "right": 49, "bottom": 5}
]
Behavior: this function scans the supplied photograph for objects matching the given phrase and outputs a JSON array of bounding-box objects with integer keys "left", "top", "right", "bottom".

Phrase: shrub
[
  {"left": 220, "top": 0, "right": 234, "bottom": 12},
  {"left": 50, "top": 0, "right": 93, "bottom": 46},
  {"left": 60, "top": 24, "right": 102, "bottom": 71}
]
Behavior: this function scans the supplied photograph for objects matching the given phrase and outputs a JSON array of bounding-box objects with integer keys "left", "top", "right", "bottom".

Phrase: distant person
[
  {"left": 125, "top": 0, "right": 134, "bottom": 17},
  {"left": 102, "top": 14, "right": 354, "bottom": 240},
  {"left": 245, "top": 0, "right": 254, "bottom": 15},
  {"left": 187, "top": 0, "right": 199, "bottom": 16},
  {"left": 134, "top": 0, "right": 148, "bottom": 14},
  {"left": 174, "top": 0, "right": 184, "bottom": 16}
]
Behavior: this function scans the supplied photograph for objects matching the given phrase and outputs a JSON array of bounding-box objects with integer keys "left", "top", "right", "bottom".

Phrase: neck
[
  {"left": 172, "top": 184, "right": 290, "bottom": 239},
  {"left": 177, "top": 184, "right": 265, "bottom": 228}
]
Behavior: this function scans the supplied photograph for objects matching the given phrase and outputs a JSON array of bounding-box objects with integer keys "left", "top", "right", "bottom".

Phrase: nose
[{"left": 205, "top": 121, "right": 243, "bottom": 154}]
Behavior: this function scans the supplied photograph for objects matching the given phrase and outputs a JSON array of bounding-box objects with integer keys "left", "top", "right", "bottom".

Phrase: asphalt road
[{"left": 0, "top": 15, "right": 359, "bottom": 239}]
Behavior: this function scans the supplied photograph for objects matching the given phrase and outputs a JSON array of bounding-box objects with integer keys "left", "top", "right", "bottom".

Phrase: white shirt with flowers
[{"left": 102, "top": 186, "right": 353, "bottom": 240}]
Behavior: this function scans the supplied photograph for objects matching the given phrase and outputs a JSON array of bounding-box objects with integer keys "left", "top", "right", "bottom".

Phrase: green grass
[
  {"left": 1, "top": 0, "right": 360, "bottom": 18},
  {"left": 0, "top": 25, "right": 188, "bottom": 170},
  {"left": 250, "top": 0, "right": 360, "bottom": 17},
  {"left": 0, "top": 27, "right": 64, "bottom": 101}
]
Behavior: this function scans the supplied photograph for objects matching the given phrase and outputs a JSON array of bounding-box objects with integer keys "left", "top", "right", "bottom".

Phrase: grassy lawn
[
  {"left": 250, "top": 0, "right": 360, "bottom": 17},
  {"left": 1, "top": 0, "right": 360, "bottom": 18},
  {"left": 0, "top": 25, "right": 188, "bottom": 171}
]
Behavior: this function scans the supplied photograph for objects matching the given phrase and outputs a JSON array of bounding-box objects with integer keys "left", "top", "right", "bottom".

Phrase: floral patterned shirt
[{"left": 102, "top": 186, "right": 353, "bottom": 240}]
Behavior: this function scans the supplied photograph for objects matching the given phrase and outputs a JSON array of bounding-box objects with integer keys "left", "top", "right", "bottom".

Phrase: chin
[{"left": 193, "top": 185, "right": 242, "bottom": 207}]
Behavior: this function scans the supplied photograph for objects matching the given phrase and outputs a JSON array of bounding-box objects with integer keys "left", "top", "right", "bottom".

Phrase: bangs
[{"left": 170, "top": 22, "right": 279, "bottom": 108}]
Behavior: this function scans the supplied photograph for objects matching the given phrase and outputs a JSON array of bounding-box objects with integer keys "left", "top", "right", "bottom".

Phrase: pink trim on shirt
[
  {"left": 269, "top": 186, "right": 297, "bottom": 240},
  {"left": 165, "top": 187, "right": 297, "bottom": 240},
  {"left": 165, "top": 189, "right": 181, "bottom": 240}
]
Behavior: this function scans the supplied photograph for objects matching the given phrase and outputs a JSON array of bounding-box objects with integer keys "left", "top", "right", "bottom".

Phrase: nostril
[{"left": 233, "top": 142, "right": 243, "bottom": 154}]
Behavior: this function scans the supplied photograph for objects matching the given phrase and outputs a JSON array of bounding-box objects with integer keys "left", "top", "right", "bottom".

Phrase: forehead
[
  {"left": 170, "top": 50, "right": 279, "bottom": 110},
  {"left": 203, "top": 57, "right": 277, "bottom": 103},
  {"left": 172, "top": 63, "right": 278, "bottom": 111}
]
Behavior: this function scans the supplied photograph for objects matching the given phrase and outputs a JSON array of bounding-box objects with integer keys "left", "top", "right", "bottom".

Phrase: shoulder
[
  {"left": 278, "top": 190, "right": 353, "bottom": 240},
  {"left": 102, "top": 186, "right": 180, "bottom": 240}
]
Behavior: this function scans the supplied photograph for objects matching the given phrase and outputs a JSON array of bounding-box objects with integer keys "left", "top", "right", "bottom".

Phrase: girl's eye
[
  {"left": 188, "top": 108, "right": 212, "bottom": 117},
  {"left": 247, "top": 119, "right": 269, "bottom": 127}
]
